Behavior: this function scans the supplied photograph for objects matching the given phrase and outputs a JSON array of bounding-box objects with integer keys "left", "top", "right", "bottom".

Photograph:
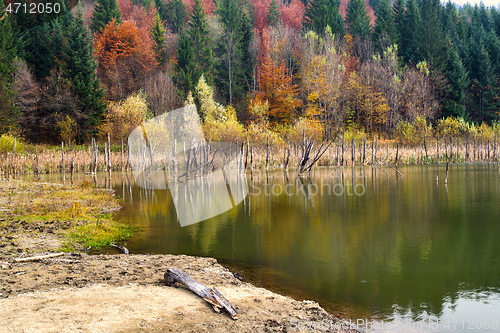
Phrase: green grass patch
[{"left": 62, "top": 218, "right": 138, "bottom": 251}]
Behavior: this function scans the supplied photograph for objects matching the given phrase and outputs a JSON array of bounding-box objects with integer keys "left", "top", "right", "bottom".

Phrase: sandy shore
[{"left": 0, "top": 253, "right": 361, "bottom": 332}]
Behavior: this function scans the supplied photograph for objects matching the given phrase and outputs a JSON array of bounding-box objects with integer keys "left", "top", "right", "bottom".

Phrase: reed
[{"left": 1, "top": 134, "right": 499, "bottom": 177}]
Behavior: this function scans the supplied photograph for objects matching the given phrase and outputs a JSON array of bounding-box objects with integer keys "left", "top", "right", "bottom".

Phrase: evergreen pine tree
[
  {"left": 346, "top": 0, "right": 372, "bottom": 39},
  {"left": 189, "top": 0, "right": 215, "bottom": 86},
  {"left": 90, "top": 0, "right": 122, "bottom": 34},
  {"left": 151, "top": 13, "right": 167, "bottom": 65},
  {"left": 154, "top": 0, "right": 169, "bottom": 23},
  {"left": 400, "top": 0, "right": 422, "bottom": 63},
  {"left": 303, "top": 0, "right": 344, "bottom": 36},
  {"left": 216, "top": 0, "right": 245, "bottom": 104},
  {"left": 392, "top": 0, "right": 405, "bottom": 41},
  {"left": 165, "top": 0, "right": 187, "bottom": 33},
  {"left": 418, "top": 0, "right": 447, "bottom": 71},
  {"left": 442, "top": 42, "right": 468, "bottom": 118},
  {"left": 373, "top": 0, "right": 397, "bottom": 52},
  {"left": 490, "top": 6, "right": 500, "bottom": 38},
  {"left": 267, "top": 0, "right": 281, "bottom": 27},
  {"left": 238, "top": 9, "right": 255, "bottom": 94},
  {"left": 0, "top": 2, "right": 19, "bottom": 133},
  {"left": 23, "top": 23, "right": 55, "bottom": 81},
  {"left": 64, "top": 8, "right": 106, "bottom": 136},
  {"left": 174, "top": 32, "right": 196, "bottom": 98},
  {"left": 467, "top": 26, "right": 497, "bottom": 122}
]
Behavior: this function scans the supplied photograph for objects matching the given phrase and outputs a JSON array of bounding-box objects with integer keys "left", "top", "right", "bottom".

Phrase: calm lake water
[{"left": 33, "top": 164, "right": 500, "bottom": 332}]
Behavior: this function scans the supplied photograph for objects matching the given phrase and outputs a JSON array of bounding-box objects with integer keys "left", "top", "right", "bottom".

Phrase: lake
[{"left": 32, "top": 163, "right": 500, "bottom": 332}]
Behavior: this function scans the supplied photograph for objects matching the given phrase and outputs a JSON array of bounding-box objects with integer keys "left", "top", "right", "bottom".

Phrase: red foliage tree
[
  {"left": 94, "top": 19, "right": 158, "bottom": 100},
  {"left": 250, "top": 0, "right": 271, "bottom": 31},
  {"left": 280, "top": 0, "right": 304, "bottom": 30},
  {"left": 117, "top": 0, "right": 134, "bottom": 18}
]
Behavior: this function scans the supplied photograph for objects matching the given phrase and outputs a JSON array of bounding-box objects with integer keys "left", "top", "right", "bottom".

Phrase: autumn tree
[
  {"left": 280, "top": 0, "right": 305, "bottom": 30},
  {"left": 94, "top": 19, "right": 157, "bottom": 101},
  {"left": 90, "top": 0, "right": 123, "bottom": 33},
  {"left": 258, "top": 53, "right": 300, "bottom": 124},
  {"left": 251, "top": 0, "right": 271, "bottom": 31},
  {"left": 143, "top": 70, "right": 180, "bottom": 116},
  {"left": 301, "top": 30, "right": 345, "bottom": 138}
]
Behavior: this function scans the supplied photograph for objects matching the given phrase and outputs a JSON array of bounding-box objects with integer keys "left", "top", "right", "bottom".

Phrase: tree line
[{"left": 0, "top": 0, "right": 499, "bottom": 144}]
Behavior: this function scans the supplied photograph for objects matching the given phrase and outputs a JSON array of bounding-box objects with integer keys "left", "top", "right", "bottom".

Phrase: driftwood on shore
[
  {"left": 164, "top": 268, "right": 238, "bottom": 320},
  {"left": 14, "top": 252, "right": 64, "bottom": 262}
]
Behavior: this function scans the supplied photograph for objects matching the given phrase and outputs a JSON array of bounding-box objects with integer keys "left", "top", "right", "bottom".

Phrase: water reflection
[{"left": 27, "top": 164, "right": 500, "bottom": 331}]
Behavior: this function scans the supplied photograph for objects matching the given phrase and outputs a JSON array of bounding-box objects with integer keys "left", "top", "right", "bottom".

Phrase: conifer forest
[{"left": 1, "top": 0, "right": 500, "bottom": 146}]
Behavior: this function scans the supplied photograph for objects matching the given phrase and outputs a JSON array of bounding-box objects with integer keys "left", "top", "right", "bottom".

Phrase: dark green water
[{"left": 34, "top": 164, "right": 500, "bottom": 332}]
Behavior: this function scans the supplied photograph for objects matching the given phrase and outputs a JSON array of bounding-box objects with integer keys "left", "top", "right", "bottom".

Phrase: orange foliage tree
[
  {"left": 257, "top": 53, "right": 301, "bottom": 124},
  {"left": 94, "top": 19, "right": 157, "bottom": 100}
]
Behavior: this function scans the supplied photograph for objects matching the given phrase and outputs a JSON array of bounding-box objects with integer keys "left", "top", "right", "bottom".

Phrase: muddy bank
[
  {"left": 0, "top": 179, "right": 361, "bottom": 332},
  {"left": 0, "top": 253, "right": 361, "bottom": 332}
]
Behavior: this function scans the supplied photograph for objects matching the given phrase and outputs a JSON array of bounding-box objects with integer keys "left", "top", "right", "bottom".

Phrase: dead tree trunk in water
[{"left": 165, "top": 268, "right": 238, "bottom": 320}]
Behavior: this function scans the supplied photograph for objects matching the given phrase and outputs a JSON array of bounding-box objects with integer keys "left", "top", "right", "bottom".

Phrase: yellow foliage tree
[{"left": 100, "top": 93, "right": 151, "bottom": 141}]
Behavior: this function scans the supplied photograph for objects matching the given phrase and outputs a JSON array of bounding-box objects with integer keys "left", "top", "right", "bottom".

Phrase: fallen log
[
  {"left": 165, "top": 268, "right": 238, "bottom": 320},
  {"left": 14, "top": 252, "right": 64, "bottom": 262},
  {"left": 111, "top": 244, "right": 130, "bottom": 254}
]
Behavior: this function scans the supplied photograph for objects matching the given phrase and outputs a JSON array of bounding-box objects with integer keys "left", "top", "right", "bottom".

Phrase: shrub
[
  {"left": 395, "top": 116, "right": 432, "bottom": 146},
  {"left": 100, "top": 92, "right": 151, "bottom": 141},
  {"left": 0, "top": 134, "right": 24, "bottom": 154},
  {"left": 435, "top": 116, "right": 475, "bottom": 138},
  {"left": 56, "top": 115, "right": 77, "bottom": 145}
]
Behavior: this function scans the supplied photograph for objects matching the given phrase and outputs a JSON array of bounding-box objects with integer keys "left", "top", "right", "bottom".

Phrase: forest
[{"left": 1, "top": 0, "right": 500, "bottom": 147}]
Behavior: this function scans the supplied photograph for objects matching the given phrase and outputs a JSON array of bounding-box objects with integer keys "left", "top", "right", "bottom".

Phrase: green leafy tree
[
  {"left": 346, "top": 0, "right": 372, "bottom": 40},
  {"left": 303, "top": 0, "right": 344, "bottom": 36},
  {"left": 90, "top": 0, "right": 123, "bottom": 33},
  {"left": 165, "top": 0, "right": 187, "bottom": 33},
  {"left": 373, "top": 0, "right": 397, "bottom": 52},
  {"left": 267, "top": 0, "right": 281, "bottom": 27}
]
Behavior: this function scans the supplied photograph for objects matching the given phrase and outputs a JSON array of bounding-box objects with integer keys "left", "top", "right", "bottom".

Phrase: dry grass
[{"left": 0, "top": 135, "right": 499, "bottom": 177}]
